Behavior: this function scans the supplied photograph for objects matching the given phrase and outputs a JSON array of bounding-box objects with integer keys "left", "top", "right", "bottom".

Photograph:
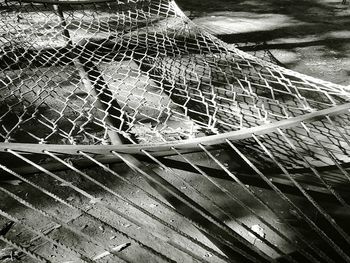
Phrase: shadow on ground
[{"left": 177, "top": 0, "right": 350, "bottom": 85}]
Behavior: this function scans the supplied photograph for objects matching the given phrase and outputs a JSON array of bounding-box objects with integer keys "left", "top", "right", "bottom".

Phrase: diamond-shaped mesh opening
[{"left": 1, "top": 0, "right": 349, "bottom": 145}]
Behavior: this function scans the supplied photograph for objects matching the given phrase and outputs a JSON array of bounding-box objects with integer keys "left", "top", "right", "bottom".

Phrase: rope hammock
[{"left": 1, "top": 0, "right": 350, "bottom": 262}]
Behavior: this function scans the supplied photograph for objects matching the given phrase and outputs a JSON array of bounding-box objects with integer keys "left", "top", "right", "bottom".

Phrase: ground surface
[{"left": 178, "top": 0, "right": 350, "bottom": 86}]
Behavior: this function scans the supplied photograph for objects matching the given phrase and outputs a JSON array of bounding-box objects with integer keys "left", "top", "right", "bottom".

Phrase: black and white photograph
[{"left": 0, "top": 0, "right": 350, "bottom": 261}]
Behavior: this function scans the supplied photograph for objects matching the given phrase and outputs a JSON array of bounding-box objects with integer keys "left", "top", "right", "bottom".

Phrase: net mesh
[{"left": 1, "top": 0, "right": 349, "bottom": 146}]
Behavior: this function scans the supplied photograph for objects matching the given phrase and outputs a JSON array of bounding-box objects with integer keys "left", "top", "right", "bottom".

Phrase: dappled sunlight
[
  {"left": 178, "top": 0, "right": 350, "bottom": 85},
  {"left": 191, "top": 12, "right": 305, "bottom": 35}
]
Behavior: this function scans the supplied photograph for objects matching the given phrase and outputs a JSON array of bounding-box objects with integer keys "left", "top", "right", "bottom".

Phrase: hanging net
[{"left": 1, "top": 0, "right": 350, "bottom": 262}]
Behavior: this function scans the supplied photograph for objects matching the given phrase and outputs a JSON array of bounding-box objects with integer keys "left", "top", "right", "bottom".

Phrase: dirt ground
[
  {"left": 177, "top": 0, "right": 350, "bottom": 86},
  {"left": 1, "top": 0, "right": 350, "bottom": 262}
]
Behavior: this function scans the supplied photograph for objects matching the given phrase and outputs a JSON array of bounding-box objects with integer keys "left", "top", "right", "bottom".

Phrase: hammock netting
[{"left": 1, "top": 0, "right": 350, "bottom": 262}]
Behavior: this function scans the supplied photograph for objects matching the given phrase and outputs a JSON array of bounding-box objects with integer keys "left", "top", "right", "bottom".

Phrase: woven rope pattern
[{"left": 1, "top": 0, "right": 349, "bottom": 145}]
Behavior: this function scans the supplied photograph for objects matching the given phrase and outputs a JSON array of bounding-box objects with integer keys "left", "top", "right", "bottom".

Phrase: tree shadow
[{"left": 177, "top": 0, "right": 350, "bottom": 60}]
